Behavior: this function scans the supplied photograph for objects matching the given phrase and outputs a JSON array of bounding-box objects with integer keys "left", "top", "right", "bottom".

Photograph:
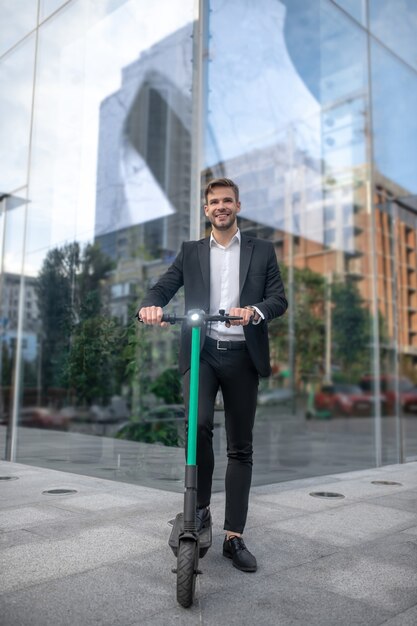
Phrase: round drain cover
[
  {"left": 0, "top": 476, "right": 19, "bottom": 481},
  {"left": 309, "top": 491, "right": 345, "bottom": 499},
  {"left": 42, "top": 488, "right": 78, "bottom": 495},
  {"left": 371, "top": 480, "right": 402, "bottom": 486}
]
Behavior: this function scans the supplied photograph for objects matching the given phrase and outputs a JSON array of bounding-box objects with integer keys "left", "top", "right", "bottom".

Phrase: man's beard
[{"left": 211, "top": 213, "right": 236, "bottom": 230}]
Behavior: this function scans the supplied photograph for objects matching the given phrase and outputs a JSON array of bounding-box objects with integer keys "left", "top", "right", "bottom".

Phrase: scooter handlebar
[{"left": 135, "top": 310, "right": 243, "bottom": 325}]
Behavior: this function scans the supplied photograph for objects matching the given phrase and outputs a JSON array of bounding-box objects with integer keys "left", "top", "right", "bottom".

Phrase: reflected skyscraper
[{"left": 95, "top": 25, "right": 193, "bottom": 261}]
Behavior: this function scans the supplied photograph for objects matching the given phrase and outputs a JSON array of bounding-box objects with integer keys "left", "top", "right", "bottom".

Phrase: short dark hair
[{"left": 204, "top": 178, "right": 239, "bottom": 204}]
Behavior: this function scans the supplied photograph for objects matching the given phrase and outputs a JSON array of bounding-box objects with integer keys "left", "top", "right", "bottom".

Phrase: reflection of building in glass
[
  {"left": 95, "top": 25, "right": 192, "bottom": 261},
  {"left": 94, "top": 25, "right": 193, "bottom": 375},
  {"left": 206, "top": 146, "right": 417, "bottom": 362},
  {"left": 374, "top": 183, "right": 417, "bottom": 357},
  {"left": 205, "top": 141, "right": 360, "bottom": 258},
  {"left": 4, "top": 0, "right": 417, "bottom": 477},
  {"left": 0, "top": 273, "right": 39, "bottom": 365}
]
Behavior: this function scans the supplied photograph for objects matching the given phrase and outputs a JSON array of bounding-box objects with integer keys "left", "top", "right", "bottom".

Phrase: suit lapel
[
  {"left": 240, "top": 235, "right": 254, "bottom": 295},
  {"left": 198, "top": 237, "right": 210, "bottom": 296}
]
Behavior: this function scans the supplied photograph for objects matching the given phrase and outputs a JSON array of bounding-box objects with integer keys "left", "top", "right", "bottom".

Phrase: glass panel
[
  {"left": 16, "top": 0, "right": 194, "bottom": 485},
  {"left": 0, "top": 35, "right": 36, "bottom": 193},
  {"left": 333, "top": 0, "right": 366, "bottom": 25},
  {"left": 369, "top": 0, "right": 417, "bottom": 71},
  {"left": 0, "top": 0, "right": 38, "bottom": 56},
  {"left": 206, "top": 0, "right": 376, "bottom": 481},
  {"left": 371, "top": 40, "right": 417, "bottom": 462},
  {"left": 374, "top": 196, "right": 417, "bottom": 464}
]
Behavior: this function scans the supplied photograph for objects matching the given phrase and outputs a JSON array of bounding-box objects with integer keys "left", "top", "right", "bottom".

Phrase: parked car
[
  {"left": 313, "top": 383, "right": 374, "bottom": 417},
  {"left": 116, "top": 405, "right": 185, "bottom": 447},
  {"left": 19, "top": 407, "right": 70, "bottom": 430},
  {"left": 359, "top": 375, "right": 417, "bottom": 414},
  {"left": 401, "top": 387, "right": 417, "bottom": 414}
]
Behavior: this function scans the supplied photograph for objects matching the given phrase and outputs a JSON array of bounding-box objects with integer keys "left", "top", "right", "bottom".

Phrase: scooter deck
[{"left": 168, "top": 512, "right": 212, "bottom": 558}]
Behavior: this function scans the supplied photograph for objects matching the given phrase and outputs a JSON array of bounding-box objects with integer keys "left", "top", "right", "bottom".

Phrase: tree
[
  {"left": 60, "top": 244, "right": 119, "bottom": 404},
  {"left": 36, "top": 242, "right": 116, "bottom": 400},
  {"left": 331, "top": 280, "right": 371, "bottom": 380},
  {"left": 62, "top": 316, "right": 124, "bottom": 404},
  {"left": 121, "top": 308, "right": 152, "bottom": 416},
  {"left": 268, "top": 265, "right": 376, "bottom": 384},
  {"left": 77, "top": 243, "right": 114, "bottom": 321},
  {"left": 36, "top": 243, "right": 80, "bottom": 390},
  {"left": 293, "top": 268, "right": 326, "bottom": 378},
  {"left": 150, "top": 367, "right": 182, "bottom": 404},
  {"left": 269, "top": 265, "right": 326, "bottom": 381}
]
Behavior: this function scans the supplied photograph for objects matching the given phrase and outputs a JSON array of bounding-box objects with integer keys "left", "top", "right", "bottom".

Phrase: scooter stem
[
  {"left": 187, "top": 326, "right": 200, "bottom": 466},
  {"left": 183, "top": 325, "right": 200, "bottom": 532}
]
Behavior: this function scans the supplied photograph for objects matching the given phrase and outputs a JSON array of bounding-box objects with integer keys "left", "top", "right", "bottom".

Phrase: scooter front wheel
[{"left": 176, "top": 538, "right": 198, "bottom": 608}]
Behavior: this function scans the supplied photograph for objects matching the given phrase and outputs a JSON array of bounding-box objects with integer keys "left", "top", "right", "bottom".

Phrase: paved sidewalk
[{"left": 0, "top": 460, "right": 416, "bottom": 625}]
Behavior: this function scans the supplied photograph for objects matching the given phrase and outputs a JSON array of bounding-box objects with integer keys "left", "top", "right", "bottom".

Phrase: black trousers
[{"left": 183, "top": 337, "right": 259, "bottom": 533}]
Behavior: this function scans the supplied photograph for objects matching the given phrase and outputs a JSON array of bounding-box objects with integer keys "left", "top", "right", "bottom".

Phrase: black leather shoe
[
  {"left": 196, "top": 507, "right": 211, "bottom": 533},
  {"left": 223, "top": 536, "right": 257, "bottom": 572}
]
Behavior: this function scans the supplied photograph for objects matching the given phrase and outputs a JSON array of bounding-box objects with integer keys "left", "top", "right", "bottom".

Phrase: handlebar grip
[{"left": 161, "top": 314, "right": 177, "bottom": 324}]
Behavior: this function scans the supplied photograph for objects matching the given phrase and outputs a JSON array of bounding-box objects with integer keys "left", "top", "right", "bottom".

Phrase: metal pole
[
  {"left": 365, "top": 3, "right": 382, "bottom": 467},
  {"left": 189, "top": 0, "right": 208, "bottom": 241},
  {"left": 7, "top": 1, "right": 40, "bottom": 460},
  {"left": 0, "top": 196, "right": 8, "bottom": 426},
  {"left": 390, "top": 199, "right": 404, "bottom": 462},
  {"left": 286, "top": 126, "right": 296, "bottom": 414},
  {"left": 8, "top": 195, "right": 30, "bottom": 461},
  {"left": 324, "top": 273, "right": 333, "bottom": 384},
  {"left": 367, "top": 179, "right": 382, "bottom": 467}
]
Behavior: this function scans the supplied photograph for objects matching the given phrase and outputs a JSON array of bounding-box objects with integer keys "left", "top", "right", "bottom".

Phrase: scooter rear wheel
[{"left": 176, "top": 538, "right": 198, "bottom": 608}]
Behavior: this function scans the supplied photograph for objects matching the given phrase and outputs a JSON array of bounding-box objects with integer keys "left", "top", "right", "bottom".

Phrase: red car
[
  {"left": 359, "top": 375, "right": 417, "bottom": 414},
  {"left": 19, "top": 407, "right": 70, "bottom": 430},
  {"left": 314, "top": 383, "right": 374, "bottom": 417}
]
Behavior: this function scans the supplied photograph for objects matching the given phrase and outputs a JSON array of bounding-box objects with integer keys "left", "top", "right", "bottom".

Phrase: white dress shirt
[{"left": 208, "top": 229, "right": 244, "bottom": 341}]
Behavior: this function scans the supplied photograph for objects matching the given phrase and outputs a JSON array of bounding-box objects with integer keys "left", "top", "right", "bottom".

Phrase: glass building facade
[{"left": 1, "top": 0, "right": 417, "bottom": 492}]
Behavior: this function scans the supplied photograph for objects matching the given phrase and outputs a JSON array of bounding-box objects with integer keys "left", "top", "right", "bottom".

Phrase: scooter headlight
[{"left": 187, "top": 309, "right": 205, "bottom": 327}]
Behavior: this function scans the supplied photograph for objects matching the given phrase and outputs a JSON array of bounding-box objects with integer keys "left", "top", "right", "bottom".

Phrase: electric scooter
[{"left": 143, "top": 309, "right": 242, "bottom": 608}]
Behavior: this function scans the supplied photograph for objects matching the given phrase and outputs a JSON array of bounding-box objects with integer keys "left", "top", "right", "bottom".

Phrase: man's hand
[
  {"left": 227, "top": 307, "right": 258, "bottom": 326},
  {"left": 138, "top": 306, "right": 168, "bottom": 327}
]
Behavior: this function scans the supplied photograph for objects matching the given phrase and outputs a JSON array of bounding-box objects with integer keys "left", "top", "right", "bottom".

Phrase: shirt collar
[{"left": 209, "top": 228, "right": 241, "bottom": 249}]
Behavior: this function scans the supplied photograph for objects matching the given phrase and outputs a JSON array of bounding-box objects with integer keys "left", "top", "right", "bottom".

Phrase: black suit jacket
[{"left": 141, "top": 234, "right": 287, "bottom": 377}]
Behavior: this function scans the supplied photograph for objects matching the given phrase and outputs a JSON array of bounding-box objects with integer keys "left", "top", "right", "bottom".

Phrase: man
[{"left": 139, "top": 178, "right": 287, "bottom": 572}]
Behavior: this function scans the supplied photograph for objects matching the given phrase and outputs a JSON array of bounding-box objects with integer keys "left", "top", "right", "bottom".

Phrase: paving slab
[
  {"left": 381, "top": 604, "right": 417, "bottom": 626},
  {"left": 0, "top": 524, "right": 161, "bottom": 594},
  {"left": 282, "top": 548, "right": 417, "bottom": 613},
  {"left": 403, "top": 525, "right": 417, "bottom": 537},
  {"left": 0, "top": 504, "right": 82, "bottom": 531},
  {"left": 367, "top": 492, "right": 417, "bottom": 514},
  {"left": 267, "top": 502, "right": 417, "bottom": 547}
]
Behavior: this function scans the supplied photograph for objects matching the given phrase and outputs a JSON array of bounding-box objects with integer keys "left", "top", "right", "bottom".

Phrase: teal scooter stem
[
  {"left": 188, "top": 324, "right": 200, "bottom": 467},
  {"left": 182, "top": 324, "right": 200, "bottom": 534}
]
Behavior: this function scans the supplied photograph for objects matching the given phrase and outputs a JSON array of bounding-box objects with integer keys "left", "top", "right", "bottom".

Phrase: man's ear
[
  {"left": 204, "top": 205, "right": 209, "bottom": 216},
  {"left": 236, "top": 202, "right": 241, "bottom": 214}
]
